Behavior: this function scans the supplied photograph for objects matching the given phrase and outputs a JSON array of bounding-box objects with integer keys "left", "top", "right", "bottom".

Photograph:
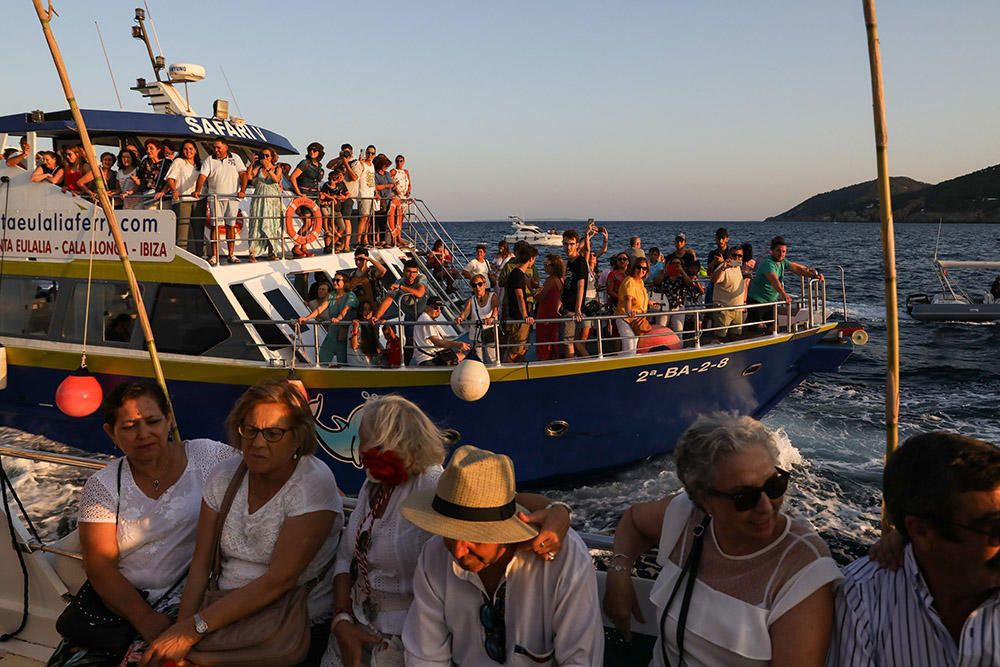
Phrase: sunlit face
[
  {"left": 120, "top": 151, "right": 133, "bottom": 168},
  {"left": 771, "top": 245, "right": 788, "bottom": 261},
  {"left": 212, "top": 141, "right": 228, "bottom": 158},
  {"left": 443, "top": 538, "right": 508, "bottom": 573},
  {"left": 104, "top": 396, "right": 171, "bottom": 462},
  {"left": 238, "top": 402, "right": 298, "bottom": 475},
  {"left": 395, "top": 157, "right": 405, "bottom": 168},
  {"left": 403, "top": 268, "right": 419, "bottom": 284},
  {"left": 675, "top": 237, "right": 686, "bottom": 250},
  {"left": 182, "top": 143, "right": 197, "bottom": 160},
  {"left": 700, "top": 444, "right": 784, "bottom": 550},
  {"left": 42, "top": 154, "right": 57, "bottom": 169},
  {"left": 476, "top": 247, "right": 486, "bottom": 261},
  {"left": 145, "top": 142, "right": 160, "bottom": 160},
  {"left": 316, "top": 283, "right": 331, "bottom": 299},
  {"left": 101, "top": 155, "right": 116, "bottom": 169}
]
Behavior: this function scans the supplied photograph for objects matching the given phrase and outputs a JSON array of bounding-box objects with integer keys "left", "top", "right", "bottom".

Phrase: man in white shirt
[
  {"left": 710, "top": 246, "right": 747, "bottom": 340},
  {"left": 461, "top": 244, "right": 492, "bottom": 286},
  {"left": 410, "top": 296, "right": 469, "bottom": 366},
  {"left": 401, "top": 445, "right": 603, "bottom": 666},
  {"left": 194, "top": 138, "right": 247, "bottom": 265},
  {"left": 830, "top": 432, "right": 1000, "bottom": 666},
  {"left": 355, "top": 145, "right": 377, "bottom": 247}
]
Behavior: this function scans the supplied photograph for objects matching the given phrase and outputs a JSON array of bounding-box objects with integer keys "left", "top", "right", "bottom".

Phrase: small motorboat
[
  {"left": 905, "top": 227, "right": 1000, "bottom": 322},
  {"left": 502, "top": 216, "right": 564, "bottom": 247}
]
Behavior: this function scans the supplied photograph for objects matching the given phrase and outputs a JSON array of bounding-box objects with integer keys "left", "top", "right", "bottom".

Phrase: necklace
[{"left": 152, "top": 479, "right": 161, "bottom": 490}]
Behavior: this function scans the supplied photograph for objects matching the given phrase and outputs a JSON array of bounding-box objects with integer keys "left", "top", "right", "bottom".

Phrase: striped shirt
[{"left": 829, "top": 545, "right": 1000, "bottom": 666}]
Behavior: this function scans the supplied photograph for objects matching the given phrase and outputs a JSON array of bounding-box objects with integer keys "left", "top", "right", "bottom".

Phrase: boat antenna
[
  {"left": 863, "top": 0, "right": 900, "bottom": 530},
  {"left": 30, "top": 0, "right": 181, "bottom": 443},
  {"left": 932, "top": 218, "right": 943, "bottom": 262},
  {"left": 220, "top": 66, "right": 244, "bottom": 119},
  {"left": 94, "top": 21, "right": 123, "bottom": 110},
  {"left": 142, "top": 1, "right": 166, "bottom": 62}
]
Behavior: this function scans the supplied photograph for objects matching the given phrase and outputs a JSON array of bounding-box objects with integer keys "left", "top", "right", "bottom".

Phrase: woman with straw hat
[{"left": 400, "top": 445, "right": 603, "bottom": 666}]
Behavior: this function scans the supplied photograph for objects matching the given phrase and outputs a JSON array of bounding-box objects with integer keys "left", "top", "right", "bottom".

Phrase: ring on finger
[{"left": 545, "top": 551, "right": 556, "bottom": 560}]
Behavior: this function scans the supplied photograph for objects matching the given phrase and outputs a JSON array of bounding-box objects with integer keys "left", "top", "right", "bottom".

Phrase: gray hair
[
  {"left": 358, "top": 395, "right": 447, "bottom": 475},
  {"left": 674, "top": 412, "right": 779, "bottom": 502}
]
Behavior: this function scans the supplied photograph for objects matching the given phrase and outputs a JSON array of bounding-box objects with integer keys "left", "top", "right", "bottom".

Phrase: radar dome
[{"left": 168, "top": 63, "right": 206, "bottom": 83}]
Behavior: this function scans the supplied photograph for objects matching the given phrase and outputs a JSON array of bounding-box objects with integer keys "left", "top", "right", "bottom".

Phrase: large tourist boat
[{"left": 0, "top": 12, "right": 860, "bottom": 497}]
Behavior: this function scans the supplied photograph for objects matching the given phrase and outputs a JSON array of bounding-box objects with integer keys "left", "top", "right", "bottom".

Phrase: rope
[
  {"left": 0, "top": 175, "right": 11, "bottom": 295},
  {"left": 0, "top": 457, "right": 40, "bottom": 642},
  {"left": 80, "top": 198, "right": 99, "bottom": 366}
]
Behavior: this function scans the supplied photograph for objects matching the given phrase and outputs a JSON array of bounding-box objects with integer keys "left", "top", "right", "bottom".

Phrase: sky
[{"left": 3, "top": 1, "right": 999, "bottom": 221}]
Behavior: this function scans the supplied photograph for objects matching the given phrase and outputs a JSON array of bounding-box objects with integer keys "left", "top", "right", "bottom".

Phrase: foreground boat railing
[
  {"left": 237, "top": 280, "right": 833, "bottom": 368},
  {"left": 0, "top": 445, "right": 615, "bottom": 562}
]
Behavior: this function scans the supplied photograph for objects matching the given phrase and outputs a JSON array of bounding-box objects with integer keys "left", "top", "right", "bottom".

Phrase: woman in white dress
[
  {"left": 49, "top": 381, "right": 237, "bottom": 666},
  {"left": 603, "top": 413, "right": 841, "bottom": 667},
  {"left": 143, "top": 379, "right": 344, "bottom": 667},
  {"left": 321, "top": 395, "right": 573, "bottom": 667}
]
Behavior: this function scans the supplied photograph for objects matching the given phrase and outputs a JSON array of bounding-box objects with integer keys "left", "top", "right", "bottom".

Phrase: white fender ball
[{"left": 450, "top": 359, "right": 490, "bottom": 402}]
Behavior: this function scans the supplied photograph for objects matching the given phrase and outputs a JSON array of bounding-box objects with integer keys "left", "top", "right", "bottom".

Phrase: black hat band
[{"left": 432, "top": 495, "right": 517, "bottom": 522}]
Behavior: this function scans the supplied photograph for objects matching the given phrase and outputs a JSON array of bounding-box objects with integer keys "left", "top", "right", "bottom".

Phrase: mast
[
  {"left": 862, "top": 0, "right": 900, "bottom": 525},
  {"left": 31, "top": 0, "right": 181, "bottom": 442}
]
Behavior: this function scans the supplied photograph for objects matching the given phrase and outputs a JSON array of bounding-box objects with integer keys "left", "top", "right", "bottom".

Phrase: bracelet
[
  {"left": 610, "top": 552, "right": 632, "bottom": 561},
  {"left": 608, "top": 562, "right": 631, "bottom": 574},
  {"left": 545, "top": 501, "right": 572, "bottom": 518},
  {"left": 332, "top": 612, "right": 354, "bottom": 628}
]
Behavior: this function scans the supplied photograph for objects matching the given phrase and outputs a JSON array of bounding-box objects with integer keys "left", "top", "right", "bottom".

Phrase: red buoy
[{"left": 55, "top": 366, "right": 104, "bottom": 418}]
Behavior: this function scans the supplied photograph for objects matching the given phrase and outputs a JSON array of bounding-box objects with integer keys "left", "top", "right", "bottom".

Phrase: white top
[
  {"left": 403, "top": 531, "right": 604, "bottom": 666},
  {"left": 203, "top": 456, "right": 344, "bottom": 620},
  {"left": 332, "top": 467, "right": 442, "bottom": 635},
  {"left": 165, "top": 158, "right": 200, "bottom": 202},
  {"left": 713, "top": 265, "right": 746, "bottom": 307},
  {"left": 829, "top": 545, "right": 1000, "bottom": 666},
  {"left": 356, "top": 160, "right": 376, "bottom": 198},
  {"left": 463, "top": 258, "right": 490, "bottom": 279},
  {"left": 116, "top": 168, "right": 139, "bottom": 201},
  {"left": 411, "top": 311, "right": 451, "bottom": 365},
  {"left": 199, "top": 153, "right": 246, "bottom": 197},
  {"left": 650, "top": 492, "right": 842, "bottom": 667},
  {"left": 392, "top": 168, "right": 410, "bottom": 197},
  {"left": 78, "top": 439, "right": 237, "bottom": 598},
  {"left": 343, "top": 159, "right": 360, "bottom": 197}
]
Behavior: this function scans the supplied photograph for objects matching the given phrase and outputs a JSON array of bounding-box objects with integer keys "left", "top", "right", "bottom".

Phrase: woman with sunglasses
[
  {"left": 604, "top": 413, "right": 840, "bottom": 667},
  {"left": 246, "top": 149, "right": 283, "bottom": 261},
  {"left": 299, "top": 274, "right": 359, "bottom": 366},
  {"left": 454, "top": 274, "right": 500, "bottom": 364},
  {"left": 144, "top": 379, "right": 344, "bottom": 667},
  {"left": 616, "top": 257, "right": 653, "bottom": 355},
  {"left": 320, "top": 396, "right": 572, "bottom": 667}
]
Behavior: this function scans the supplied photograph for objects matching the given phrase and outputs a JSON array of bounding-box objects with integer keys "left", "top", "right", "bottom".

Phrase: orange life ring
[{"left": 284, "top": 197, "right": 322, "bottom": 246}]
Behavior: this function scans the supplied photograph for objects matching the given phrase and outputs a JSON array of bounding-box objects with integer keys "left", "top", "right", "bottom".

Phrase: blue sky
[{"left": 4, "top": 1, "right": 999, "bottom": 220}]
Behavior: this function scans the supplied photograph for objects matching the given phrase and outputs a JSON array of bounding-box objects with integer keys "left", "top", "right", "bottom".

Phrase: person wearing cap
[
  {"left": 746, "top": 236, "right": 823, "bottom": 327},
  {"left": 401, "top": 445, "right": 603, "bottom": 666},
  {"left": 665, "top": 232, "right": 698, "bottom": 276},
  {"left": 411, "top": 297, "right": 470, "bottom": 366},
  {"left": 625, "top": 235, "right": 646, "bottom": 262},
  {"left": 706, "top": 227, "right": 730, "bottom": 275}
]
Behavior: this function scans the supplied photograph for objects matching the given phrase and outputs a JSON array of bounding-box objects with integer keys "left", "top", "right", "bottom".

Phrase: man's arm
[
  {"left": 765, "top": 271, "right": 791, "bottom": 302},
  {"left": 402, "top": 545, "right": 452, "bottom": 666},
  {"left": 515, "top": 287, "right": 534, "bottom": 325},
  {"left": 343, "top": 159, "right": 357, "bottom": 182},
  {"left": 789, "top": 261, "right": 822, "bottom": 280}
]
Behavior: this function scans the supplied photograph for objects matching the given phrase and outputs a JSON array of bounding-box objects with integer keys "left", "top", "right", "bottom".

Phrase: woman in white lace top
[
  {"left": 57, "top": 382, "right": 236, "bottom": 666},
  {"left": 604, "top": 413, "right": 842, "bottom": 667},
  {"left": 144, "top": 379, "right": 344, "bottom": 667}
]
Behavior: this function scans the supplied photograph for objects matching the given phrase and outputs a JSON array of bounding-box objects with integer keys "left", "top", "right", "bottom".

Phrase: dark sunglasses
[
  {"left": 308, "top": 148, "right": 320, "bottom": 152},
  {"left": 941, "top": 518, "right": 1000, "bottom": 544},
  {"left": 480, "top": 582, "right": 507, "bottom": 663},
  {"left": 732, "top": 253, "right": 743, "bottom": 258},
  {"left": 616, "top": 256, "right": 628, "bottom": 263},
  {"left": 707, "top": 467, "right": 790, "bottom": 511},
  {"left": 237, "top": 423, "right": 291, "bottom": 443},
  {"left": 637, "top": 265, "right": 649, "bottom": 271},
  {"left": 472, "top": 281, "right": 486, "bottom": 287}
]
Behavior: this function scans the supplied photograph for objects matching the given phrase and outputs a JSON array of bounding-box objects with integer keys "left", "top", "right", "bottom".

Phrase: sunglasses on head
[{"left": 707, "top": 467, "right": 790, "bottom": 511}]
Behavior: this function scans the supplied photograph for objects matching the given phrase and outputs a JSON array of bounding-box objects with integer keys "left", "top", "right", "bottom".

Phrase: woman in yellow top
[{"left": 616, "top": 258, "right": 652, "bottom": 354}]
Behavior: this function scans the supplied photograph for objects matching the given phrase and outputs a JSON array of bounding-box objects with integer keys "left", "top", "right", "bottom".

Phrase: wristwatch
[{"left": 193, "top": 612, "right": 209, "bottom": 635}]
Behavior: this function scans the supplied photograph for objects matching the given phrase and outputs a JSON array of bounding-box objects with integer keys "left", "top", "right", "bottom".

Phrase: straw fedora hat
[{"left": 402, "top": 445, "right": 538, "bottom": 544}]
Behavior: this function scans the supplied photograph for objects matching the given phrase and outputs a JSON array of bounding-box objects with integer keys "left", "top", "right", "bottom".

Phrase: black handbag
[{"left": 55, "top": 460, "right": 184, "bottom": 651}]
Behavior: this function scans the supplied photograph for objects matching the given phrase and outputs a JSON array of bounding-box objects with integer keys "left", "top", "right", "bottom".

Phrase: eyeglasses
[
  {"left": 638, "top": 266, "right": 649, "bottom": 272},
  {"left": 237, "top": 423, "right": 292, "bottom": 443},
  {"left": 480, "top": 582, "right": 507, "bottom": 663},
  {"left": 332, "top": 279, "right": 344, "bottom": 284},
  {"left": 941, "top": 518, "right": 1000, "bottom": 545},
  {"left": 616, "top": 257, "right": 628, "bottom": 263},
  {"left": 707, "top": 467, "right": 790, "bottom": 512},
  {"left": 732, "top": 254, "right": 743, "bottom": 258},
  {"left": 366, "top": 151, "right": 376, "bottom": 156},
  {"left": 308, "top": 148, "right": 320, "bottom": 153},
  {"left": 472, "top": 281, "right": 486, "bottom": 287}
]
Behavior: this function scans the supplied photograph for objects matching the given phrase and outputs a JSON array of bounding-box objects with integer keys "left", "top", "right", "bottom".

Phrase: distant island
[{"left": 767, "top": 164, "right": 1000, "bottom": 223}]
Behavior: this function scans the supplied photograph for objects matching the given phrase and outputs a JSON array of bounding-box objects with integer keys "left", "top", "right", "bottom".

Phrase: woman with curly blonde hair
[{"left": 321, "top": 395, "right": 573, "bottom": 667}]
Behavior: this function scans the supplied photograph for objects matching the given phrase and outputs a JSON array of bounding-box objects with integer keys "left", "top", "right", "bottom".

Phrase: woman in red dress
[{"left": 534, "top": 254, "right": 565, "bottom": 361}]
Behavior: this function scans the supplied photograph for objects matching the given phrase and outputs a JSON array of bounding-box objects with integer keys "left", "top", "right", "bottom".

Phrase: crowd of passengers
[
  {"left": 49, "top": 378, "right": 1000, "bottom": 666},
  {"left": 396, "top": 225, "right": 823, "bottom": 366},
  {"left": 5, "top": 136, "right": 412, "bottom": 264}
]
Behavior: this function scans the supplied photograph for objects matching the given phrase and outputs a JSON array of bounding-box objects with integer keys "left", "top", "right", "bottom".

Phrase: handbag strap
[
  {"left": 659, "top": 514, "right": 711, "bottom": 667},
  {"left": 115, "top": 458, "right": 124, "bottom": 524},
  {"left": 208, "top": 462, "right": 248, "bottom": 590}
]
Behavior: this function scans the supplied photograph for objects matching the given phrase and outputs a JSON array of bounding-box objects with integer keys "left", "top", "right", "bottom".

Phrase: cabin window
[
  {"left": 149, "top": 284, "right": 229, "bottom": 355},
  {"left": 59, "top": 281, "right": 141, "bottom": 345},
  {"left": 0, "top": 277, "right": 58, "bottom": 337},
  {"left": 230, "top": 283, "right": 289, "bottom": 351}
]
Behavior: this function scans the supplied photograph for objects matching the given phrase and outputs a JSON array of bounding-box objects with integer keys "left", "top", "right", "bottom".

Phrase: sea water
[{"left": 2, "top": 220, "right": 998, "bottom": 564}]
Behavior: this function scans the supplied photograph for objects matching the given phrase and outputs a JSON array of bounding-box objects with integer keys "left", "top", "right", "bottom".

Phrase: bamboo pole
[
  {"left": 862, "top": 0, "right": 900, "bottom": 528},
  {"left": 31, "top": 0, "right": 182, "bottom": 442}
]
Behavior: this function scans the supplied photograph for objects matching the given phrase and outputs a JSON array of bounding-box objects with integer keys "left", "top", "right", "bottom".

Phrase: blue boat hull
[{"left": 0, "top": 328, "right": 851, "bottom": 493}]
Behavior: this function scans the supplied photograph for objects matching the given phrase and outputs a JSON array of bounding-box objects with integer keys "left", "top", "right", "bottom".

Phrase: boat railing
[{"left": 235, "top": 286, "right": 831, "bottom": 369}]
